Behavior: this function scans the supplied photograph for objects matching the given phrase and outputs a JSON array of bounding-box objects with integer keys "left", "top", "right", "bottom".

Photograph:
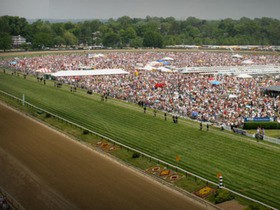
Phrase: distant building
[{"left": 12, "top": 35, "right": 26, "bottom": 47}]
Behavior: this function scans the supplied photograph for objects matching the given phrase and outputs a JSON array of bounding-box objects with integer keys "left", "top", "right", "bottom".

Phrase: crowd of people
[
  {"left": 0, "top": 194, "right": 10, "bottom": 210},
  {"left": 1, "top": 51, "right": 280, "bottom": 127},
  {"left": 3, "top": 51, "right": 280, "bottom": 72},
  {"left": 76, "top": 71, "right": 279, "bottom": 127}
]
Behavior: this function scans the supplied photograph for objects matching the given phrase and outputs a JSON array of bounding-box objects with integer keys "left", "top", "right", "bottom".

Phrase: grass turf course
[{"left": 0, "top": 72, "right": 280, "bottom": 208}]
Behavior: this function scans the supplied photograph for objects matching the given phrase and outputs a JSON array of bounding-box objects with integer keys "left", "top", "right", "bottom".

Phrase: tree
[
  {"left": 0, "top": 16, "right": 29, "bottom": 37},
  {"left": 119, "top": 27, "right": 136, "bottom": 46},
  {"left": 186, "top": 17, "right": 202, "bottom": 27},
  {"left": 130, "top": 37, "right": 143, "bottom": 48},
  {"left": 169, "top": 21, "right": 181, "bottom": 35},
  {"left": 160, "top": 22, "right": 171, "bottom": 35},
  {"left": 218, "top": 18, "right": 237, "bottom": 37},
  {"left": 51, "top": 23, "right": 65, "bottom": 36},
  {"left": 102, "top": 32, "right": 120, "bottom": 47},
  {"left": 21, "top": 42, "right": 30, "bottom": 51},
  {"left": 143, "top": 31, "right": 163, "bottom": 48},
  {"left": 134, "top": 21, "right": 147, "bottom": 37},
  {"left": 200, "top": 21, "right": 219, "bottom": 39},
  {"left": 32, "top": 32, "right": 53, "bottom": 49},
  {"left": 188, "top": 27, "right": 201, "bottom": 38},
  {"left": 117, "top": 16, "right": 132, "bottom": 29},
  {"left": 0, "top": 16, "right": 11, "bottom": 33},
  {"left": 269, "top": 25, "right": 280, "bottom": 45},
  {"left": 31, "top": 20, "right": 52, "bottom": 34},
  {"left": 80, "top": 26, "right": 92, "bottom": 45},
  {"left": 0, "top": 32, "right": 12, "bottom": 51},
  {"left": 98, "top": 25, "right": 113, "bottom": 35},
  {"left": 53, "top": 36, "right": 66, "bottom": 47},
  {"left": 2, "top": 15, "right": 280, "bottom": 48},
  {"left": 63, "top": 31, "right": 77, "bottom": 46},
  {"left": 64, "top": 22, "right": 75, "bottom": 31}
]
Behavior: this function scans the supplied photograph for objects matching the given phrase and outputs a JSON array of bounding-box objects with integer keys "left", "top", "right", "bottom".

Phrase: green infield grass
[{"left": 0, "top": 71, "right": 280, "bottom": 208}]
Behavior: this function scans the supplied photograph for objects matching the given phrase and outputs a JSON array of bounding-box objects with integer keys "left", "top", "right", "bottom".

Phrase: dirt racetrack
[{"left": 0, "top": 103, "right": 214, "bottom": 210}]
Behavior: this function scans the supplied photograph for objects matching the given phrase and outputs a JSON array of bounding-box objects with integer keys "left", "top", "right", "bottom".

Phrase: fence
[
  {"left": 218, "top": 123, "right": 280, "bottom": 145},
  {"left": 0, "top": 90, "right": 278, "bottom": 210},
  {"left": 244, "top": 131, "right": 280, "bottom": 145},
  {"left": 263, "top": 135, "right": 280, "bottom": 145}
]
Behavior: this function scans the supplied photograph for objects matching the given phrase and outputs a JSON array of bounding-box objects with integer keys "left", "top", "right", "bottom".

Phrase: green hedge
[
  {"left": 214, "top": 189, "right": 235, "bottom": 204},
  {"left": 243, "top": 121, "right": 280, "bottom": 130}
]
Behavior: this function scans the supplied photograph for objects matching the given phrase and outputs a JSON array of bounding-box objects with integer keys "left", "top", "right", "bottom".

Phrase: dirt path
[
  {"left": 0, "top": 103, "right": 215, "bottom": 210},
  {"left": 217, "top": 200, "right": 246, "bottom": 210}
]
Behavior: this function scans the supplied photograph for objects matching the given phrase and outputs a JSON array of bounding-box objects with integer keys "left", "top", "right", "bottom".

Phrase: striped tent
[{"left": 35, "top": 68, "right": 52, "bottom": 73}]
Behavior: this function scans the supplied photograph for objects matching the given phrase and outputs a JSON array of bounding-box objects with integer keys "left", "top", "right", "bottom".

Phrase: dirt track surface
[{"left": 0, "top": 103, "right": 211, "bottom": 210}]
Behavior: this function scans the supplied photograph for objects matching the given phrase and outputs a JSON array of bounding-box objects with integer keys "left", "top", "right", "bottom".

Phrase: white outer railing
[{"left": 263, "top": 135, "right": 280, "bottom": 144}]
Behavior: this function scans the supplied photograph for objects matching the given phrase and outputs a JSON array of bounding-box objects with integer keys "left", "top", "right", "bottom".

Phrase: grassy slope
[{"left": 1, "top": 73, "right": 280, "bottom": 208}]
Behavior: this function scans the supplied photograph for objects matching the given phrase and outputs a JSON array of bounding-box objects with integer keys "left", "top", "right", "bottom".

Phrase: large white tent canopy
[
  {"left": 139, "top": 65, "right": 154, "bottom": 71},
  {"left": 241, "top": 59, "right": 254, "bottom": 64},
  {"left": 231, "top": 54, "right": 243, "bottom": 58},
  {"left": 161, "top": 57, "right": 174, "bottom": 61},
  {"left": 236, "top": 73, "right": 253, "bottom": 78},
  {"left": 228, "top": 94, "right": 238, "bottom": 98},
  {"left": 51, "top": 69, "right": 129, "bottom": 77},
  {"left": 87, "top": 53, "right": 105, "bottom": 58}
]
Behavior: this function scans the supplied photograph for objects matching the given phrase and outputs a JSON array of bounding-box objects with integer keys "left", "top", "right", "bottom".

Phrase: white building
[{"left": 12, "top": 35, "right": 26, "bottom": 47}]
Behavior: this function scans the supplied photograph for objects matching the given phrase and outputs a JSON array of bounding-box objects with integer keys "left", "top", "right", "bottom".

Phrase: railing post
[{"left": 22, "top": 94, "right": 25, "bottom": 106}]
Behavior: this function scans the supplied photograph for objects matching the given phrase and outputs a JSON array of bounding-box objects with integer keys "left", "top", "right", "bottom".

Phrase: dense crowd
[
  {"left": 0, "top": 195, "right": 10, "bottom": 210},
  {"left": 1, "top": 51, "right": 280, "bottom": 126},
  {"left": 75, "top": 72, "right": 279, "bottom": 127},
  {"left": 3, "top": 51, "right": 280, "bottom": 72}
]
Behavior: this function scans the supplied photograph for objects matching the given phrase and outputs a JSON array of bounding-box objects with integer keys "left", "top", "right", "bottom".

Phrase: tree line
[{"left": 1, "top": 15, "right": 280, "bottom": 50}]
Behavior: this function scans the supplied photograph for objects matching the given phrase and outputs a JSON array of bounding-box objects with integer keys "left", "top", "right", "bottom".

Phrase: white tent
[
  {"left": 138, "top": 65, "right": 155, "bottom": 71},
  {"left": 228, "top": 94, "right": 238, "bottom": 98},
  {"left": 232, "top": 54, "right": 243, "bottom": 58},
  {"left": 79, "top": 66, "right": 94, "bottom": 70},
  {"left": 51, "top": 69, "right": 129, "bottom": 77},
  {"left": 136, "top": 63, "right": 144, "bottom": 67},
  {"left": 35, "top": 68, "right": 52, "bottom": 73},
  {"left": 157, "top": 67, "right": 172, "bottom": 73},
  {"left": 138, "top": 65, "right": 172, "bottom": 72},
  {"left": 236, "top": 73, "right": 253, "bottom": 79},
  {"left": 161, "top": 57, "right": 174, "bottom": 61},
  {"left": 88, "top": 53, "right": 105, "bottom": 58},
  {"left": 63, "top": 63, "right": 72, "bottom": 67},
  {"left": 149, "top": 61, "right": 161, "bottom": 66},
  {"left": 241, "top": 59, "right": 254, "bottom": 64}
]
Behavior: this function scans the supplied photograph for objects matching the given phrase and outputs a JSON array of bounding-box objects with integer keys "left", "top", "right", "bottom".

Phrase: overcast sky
[{"left": 1, "top": 0, "right": 280, "bottom": 20}]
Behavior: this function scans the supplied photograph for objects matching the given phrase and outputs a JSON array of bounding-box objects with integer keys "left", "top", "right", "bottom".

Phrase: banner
[{"left": 244, "top": 117, "right": 275, "bottom": 122}]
